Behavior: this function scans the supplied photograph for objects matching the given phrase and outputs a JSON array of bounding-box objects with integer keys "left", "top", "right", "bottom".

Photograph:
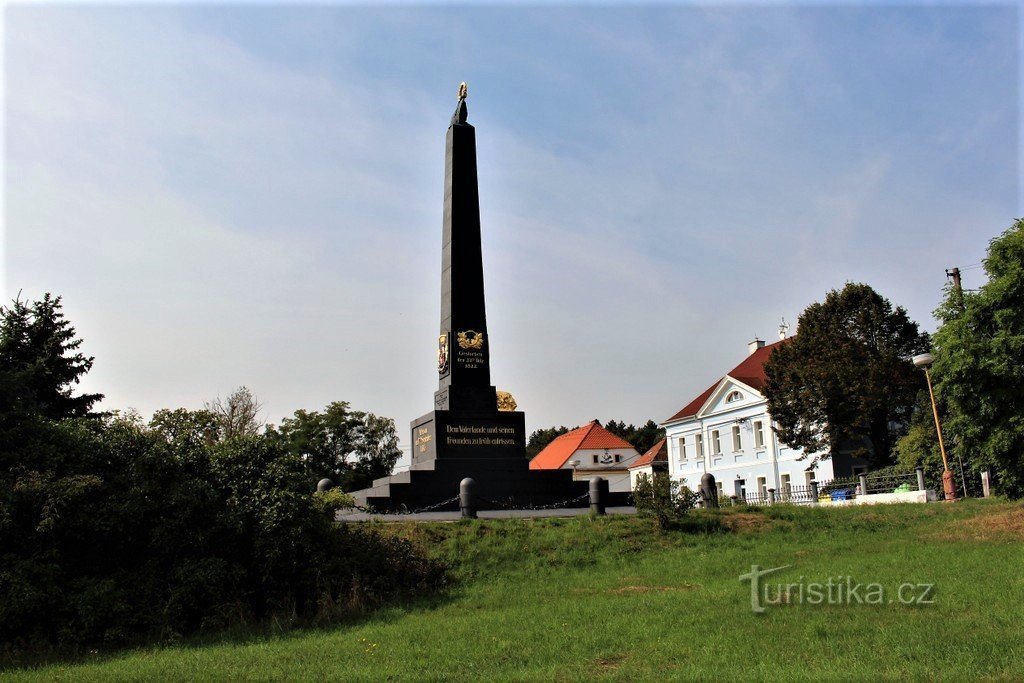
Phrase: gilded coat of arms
[
  {"left": 437, "top": 333, "right": 450, "bottom": 375},
  {"left": 456, "top": 330, "right": 485, "bottom": 350}
]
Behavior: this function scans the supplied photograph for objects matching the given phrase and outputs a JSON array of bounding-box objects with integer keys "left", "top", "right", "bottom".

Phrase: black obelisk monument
[
  {"left": 411, "top": 83, "right": 527, "bottom": 464},
  {"left": 349, "top": 85, "right": 589, "bottom": 511}
]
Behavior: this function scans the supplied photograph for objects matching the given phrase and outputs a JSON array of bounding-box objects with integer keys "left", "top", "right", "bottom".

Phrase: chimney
[{"left": 748, "top": 337, "right": 765, "bottom": 355}]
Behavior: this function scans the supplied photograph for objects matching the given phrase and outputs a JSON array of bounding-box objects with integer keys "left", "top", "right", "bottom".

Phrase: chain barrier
[
  {"left": 477, "top": 491, "right": 590, "bottom": 512},
  {"left": 345, "top": 491, "right": 594, "bottom": 517},
  {"left": 347, "top": 495, "right": 460, "bottom": 516}
]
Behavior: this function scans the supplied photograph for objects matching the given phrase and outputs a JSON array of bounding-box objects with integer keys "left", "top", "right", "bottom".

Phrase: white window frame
[
  {"left": 781, "top": 473, "right": 791, "bottom": 494},
  {"left": 726, "top": 390, "right": 742, "bottom": 403},
  {"left": 805, "top": 471, "right": 816, "bottom": 485},
  {"left": 711, "top": 430, "right": 722, "bottom": 455},
  {"left": 732, "top": 425, "right": 742, "bottom": 452},
  {"left": 695, "top": 433, "right": 704, "bottom": 458},
  {"left": 753, "top": 420, "right": 765, "bottom": 449},
  {"left": 757, "top": 476, "right": 767, "bottom": 496},
  {"left": 677, "top": 437, "right": 687, "bottom": 461}
]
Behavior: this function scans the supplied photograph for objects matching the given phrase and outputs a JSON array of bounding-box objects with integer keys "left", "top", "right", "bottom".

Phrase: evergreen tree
[{"left": 0, "top": 293, "right": 102, "bottom": 421}]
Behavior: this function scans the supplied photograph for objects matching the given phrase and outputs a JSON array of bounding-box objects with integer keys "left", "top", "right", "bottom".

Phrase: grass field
[{"left": 5, "top": 499, "right": 1023, "bottom": 681}]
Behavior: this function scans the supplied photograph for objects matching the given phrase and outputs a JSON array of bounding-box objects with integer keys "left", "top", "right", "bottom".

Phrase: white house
[
  {"left": 530, "top": 420, "right": 641, "bottom": 493},
  {"left": 659, "top": 337, "right": 868, "bottom": 501}
]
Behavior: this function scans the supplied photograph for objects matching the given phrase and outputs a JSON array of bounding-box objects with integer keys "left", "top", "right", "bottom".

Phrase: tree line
[{"left": 0, "top": 294, "right": 441, "bottom": 652}]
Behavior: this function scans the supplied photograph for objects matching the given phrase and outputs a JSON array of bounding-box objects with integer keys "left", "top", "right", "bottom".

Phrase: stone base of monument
[
  {"left": 348, "top": 407, "right": 632, "bottom": 512},
  {"left": 349, "top": 456, "right": 632, "bottom": 512}
]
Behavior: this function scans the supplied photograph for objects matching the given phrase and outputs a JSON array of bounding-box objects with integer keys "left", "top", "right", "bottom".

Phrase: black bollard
[
  {"left": 700, "top": 472, "right": 719, "bottom": 509},
  {"left": 460, "top": 478, "right": 477, "bottom": 519},
  {"left": 589, "top": 477, "right": 606, "bottom": 515}
]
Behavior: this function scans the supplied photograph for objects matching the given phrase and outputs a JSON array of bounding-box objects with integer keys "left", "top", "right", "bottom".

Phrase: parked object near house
[
  {"left": 660, "top": 337, "right": 870, "bottom": 500},
  {"left": 628, "top": 438, "right": 669, "bottom": 490},
  {"left": 530, "top": 420, "right": 640, "bottom": 492}
]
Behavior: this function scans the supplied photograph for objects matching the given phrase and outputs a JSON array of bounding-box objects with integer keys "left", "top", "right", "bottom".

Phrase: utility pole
[
  {"left": 946, "top": 267, "right": 965, "bottom": 312},
  {"left": 945, "top": 267, "right": 962, "bottom": 294}
]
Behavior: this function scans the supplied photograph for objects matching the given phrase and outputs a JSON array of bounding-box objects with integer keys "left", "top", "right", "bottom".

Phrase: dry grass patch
[
  {"left": 935, "top": 505, "right": 1024, "bottom": 542},
  {"left": 606, "top": 585, "right": 679, "bottom": 593},
  {"left": 594, "top": 653, "right": 627, "bottom": 672},
  {"left": 721, "top": 512, "right": 769, "bottom": 532}
]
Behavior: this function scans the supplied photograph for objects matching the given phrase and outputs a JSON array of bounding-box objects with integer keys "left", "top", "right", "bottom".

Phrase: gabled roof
[
  {"left": 529, "top": 420, "right": 636, "bottom": 470},
  {"left": 628, "top": 438, "right": 668, "bottom": 470},
  {"left": 663, "top": 339, "right": 789, "bottom": 425}
]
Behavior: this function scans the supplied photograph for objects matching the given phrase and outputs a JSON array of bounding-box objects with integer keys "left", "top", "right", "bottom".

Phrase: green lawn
[{"left": 5, "top": 499, "right": 1023, "bottom": 681}]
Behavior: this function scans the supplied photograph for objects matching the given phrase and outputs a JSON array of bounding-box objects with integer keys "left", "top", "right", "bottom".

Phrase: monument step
[{"left": 373, "top": 470, "right": 412, "bottom": 488}]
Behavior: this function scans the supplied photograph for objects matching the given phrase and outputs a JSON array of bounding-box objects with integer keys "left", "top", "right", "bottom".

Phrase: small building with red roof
[
  {"left": 660, "top": 335, "right": 868, "bottom": 502},
  {"left": 628, "top": 438, "right": 669, "bottom": 489},
  {"left": 529, "top": 420, "right": 641, "bottom": 492}
]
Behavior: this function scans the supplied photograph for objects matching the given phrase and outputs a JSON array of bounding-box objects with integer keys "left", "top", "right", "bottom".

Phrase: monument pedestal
[{"left": 351, "top": 409, "right": 591, "bottom": 512}]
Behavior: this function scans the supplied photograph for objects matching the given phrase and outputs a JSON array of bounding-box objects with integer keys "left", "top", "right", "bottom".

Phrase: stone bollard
[
  {"left": 916, "top": 468, "right": 926, "bottom": 492},
  {"left": 809, "top": 480, "right": 819, "bottom": 506},
  {"left": 459, "top": 478, "right": 477, "bottom": 519},
  {"left": 981, "top": 471, "right": 991, "bottom": 498},
  {"left": 768, "top": 488, "right": 776, "bottom": 505},
  {"left": 700, "top": 473, "right": 719, "bottom": 509},
  {"left": 316, "top": 478, "right": 334, "bottom": 492},
  {"left": 859, "top": 474, "right": 868, "bottom": 498},
  {"left": 589, "top": 477, "right": 606, "bottom": 515}
]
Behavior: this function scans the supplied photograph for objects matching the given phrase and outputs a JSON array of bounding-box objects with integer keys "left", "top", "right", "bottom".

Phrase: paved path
[{"left": 337, "top": 506, "right": 637, "bottom": 523}]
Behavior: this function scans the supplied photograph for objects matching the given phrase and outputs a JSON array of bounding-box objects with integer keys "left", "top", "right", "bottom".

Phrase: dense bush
[
  {"left": 0, "top": 413, "right": 446, "bottom": 651},
  {"left": 631, "top": 473, "right": 699, "bottom": 530}
]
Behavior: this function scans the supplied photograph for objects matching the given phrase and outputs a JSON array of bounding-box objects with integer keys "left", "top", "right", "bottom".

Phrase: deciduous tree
[
  {"left": 205, "top": 386, "right": 263, "bottom": 440},
  {"left": 272, "top": 402, "right": 401, "bottom": 491},
  {"left": 931, "top": 219, "right": 1024, "bottom": 496},
  {"left": 763, "top": 283, "right": 929, "bottom": 465}
]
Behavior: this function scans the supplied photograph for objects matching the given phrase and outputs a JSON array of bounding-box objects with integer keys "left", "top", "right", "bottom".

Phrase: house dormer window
[{"left": 726, "top": 390, "right": 742, "bottom": 403}]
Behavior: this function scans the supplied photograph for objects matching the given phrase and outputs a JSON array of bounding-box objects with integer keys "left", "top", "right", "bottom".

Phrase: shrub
[
  {"left": 0, "top": 413, "right": 445, "bottom": 652},
  {"left": 632, "top": 473, "right": 699, "bottom": 530}
]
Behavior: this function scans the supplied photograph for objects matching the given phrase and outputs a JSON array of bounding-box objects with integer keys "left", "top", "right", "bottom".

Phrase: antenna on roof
[{"left": 779, "top": 317, "right": 790, "bottom": 340}]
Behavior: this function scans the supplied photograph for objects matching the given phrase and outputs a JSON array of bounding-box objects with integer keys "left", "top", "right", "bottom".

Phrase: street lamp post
[{"left": 912, "top": 353, "right": 957, "bottom": 501}]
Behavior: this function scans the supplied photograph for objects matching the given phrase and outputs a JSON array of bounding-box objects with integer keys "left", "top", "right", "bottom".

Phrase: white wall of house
[
  {"left": 628, "top": 465, "right": 654, "bottom": 490},
  {"left": 568, "top": 448, "right": 639, "bottom": 470},
  {"left": 573, "top": 468, "right": 633, "bottom": 493},
  {"left": 663, "top": 378, "right": 835, "bottom": 498},
  {"left": 557, "top": 447, "right": 639, "bottom": 493}
]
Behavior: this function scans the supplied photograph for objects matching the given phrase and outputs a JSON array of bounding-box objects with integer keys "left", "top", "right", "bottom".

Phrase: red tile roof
[
  {"left": 529, "top": 420, "right": 637, "bottom": 470},
  {"left": 628, "top": 438, "right": 668, "bottom": 469},
  {"left": 663, "top": 339, "right": 789, "bottom": 424}
]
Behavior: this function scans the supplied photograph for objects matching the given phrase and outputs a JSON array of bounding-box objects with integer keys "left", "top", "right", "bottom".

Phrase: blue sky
[{"left": 4, "top": 3, "right": 1018, "bottom": 459}]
